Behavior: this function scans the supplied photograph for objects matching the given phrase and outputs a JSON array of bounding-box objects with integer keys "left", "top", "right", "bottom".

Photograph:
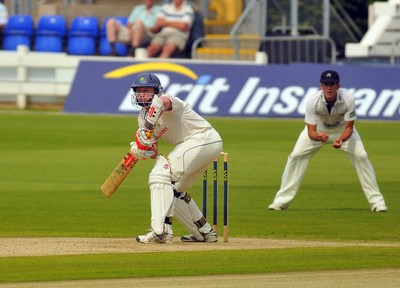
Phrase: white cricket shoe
[
  {"left": 268, "top": 202, "right": 286, "bottom": 210},
  {"left": 181, "top": 229, "right": 218, "bottom": 243},
  {"left": 373, "top": 204, "right": 388, "bottom": 212},
  {"left": 136, "top": 230, "right": 173, "bottom": 244}
]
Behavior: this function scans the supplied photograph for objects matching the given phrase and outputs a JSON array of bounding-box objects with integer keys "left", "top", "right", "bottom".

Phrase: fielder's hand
[
  {"left": 135, "top": 128, "right": 156, "bottom": 150},
  {"left": 332, "top": 138, "right": 343, "bottom": 149},
  {"left": 130, "top": 142, "right": 155, "bottom": 160},
  {"left": 317, "top": 132, "right": 329, "bottom": 143}
]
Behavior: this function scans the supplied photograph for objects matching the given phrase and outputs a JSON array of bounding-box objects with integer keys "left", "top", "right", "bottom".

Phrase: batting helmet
[
  {"left": 131, "top": 73, "right": 163, "bottom": 94},
  {"left": 131, "top": 73, "right": 163, "bottom": 107}
]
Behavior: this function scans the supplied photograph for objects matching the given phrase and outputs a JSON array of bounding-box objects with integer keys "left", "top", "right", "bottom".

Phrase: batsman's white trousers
[
  {"left": 272, "top": 126, "right": 386, "bottom": 210},
  {"left": 167, "top": 128, "right": 223, "bottom": 192}
]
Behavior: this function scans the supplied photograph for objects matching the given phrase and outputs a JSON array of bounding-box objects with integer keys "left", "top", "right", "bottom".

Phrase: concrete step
[
  {"left": 378, "top": 31, "right": 400, "bottom": 43},
  {"left": 370, "top": 43, "right": 400, "bottom": 56},
  {"left": 387, "top": 17, "right": 400, "bottom": 28},
  {"left": 200, "top": 34, "right": 261, "bottom": 49},
  {"left": 194, "top": 47, "right": 258, "bottom": 61}
]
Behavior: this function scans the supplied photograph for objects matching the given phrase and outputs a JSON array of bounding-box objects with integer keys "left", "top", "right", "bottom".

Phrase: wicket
[{"left": 202, "top": 152, "right": 229, "bottom": 242}]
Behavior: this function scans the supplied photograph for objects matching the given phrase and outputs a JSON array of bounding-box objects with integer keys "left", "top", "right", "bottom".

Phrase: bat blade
[{"left": 101, "top": 151, "right": 139, "bottom": 197}]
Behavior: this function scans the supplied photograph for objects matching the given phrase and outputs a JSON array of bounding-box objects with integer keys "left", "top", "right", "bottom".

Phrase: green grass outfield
[{"left": 0, "top": 112, "right": 399, "bottom": 283}]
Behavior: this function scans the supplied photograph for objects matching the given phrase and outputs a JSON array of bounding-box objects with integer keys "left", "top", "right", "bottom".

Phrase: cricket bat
[
  {"left": 101, "top": 151, "right": 139, "bottom": 198},
  {"left": 101, "top": 108, "right": 161, "bottom": 197}
]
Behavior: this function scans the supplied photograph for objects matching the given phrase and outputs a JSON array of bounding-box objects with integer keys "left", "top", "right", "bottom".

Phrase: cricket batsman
[{"left": 130, "top": 72, "right": 223, "bottom": 243}]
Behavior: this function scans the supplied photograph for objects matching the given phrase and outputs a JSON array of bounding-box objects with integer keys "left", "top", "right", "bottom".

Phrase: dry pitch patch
[
  {"left": 1, "top": 237, "right": 400, "bottom": 257},
  {"left": 1, "top": 238, "right": 399, "bottom": 288}
]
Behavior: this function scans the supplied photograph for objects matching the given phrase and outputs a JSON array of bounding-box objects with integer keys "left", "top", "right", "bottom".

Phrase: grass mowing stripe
[
  {"left": 0, "top": 247, "right": 399, "bottom": 283},
  {"left": 1, "top": 112, "right": 399, "bottom": 283}
]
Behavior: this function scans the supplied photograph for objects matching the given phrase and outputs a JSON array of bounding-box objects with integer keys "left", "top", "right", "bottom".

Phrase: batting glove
[
  {"left": 130, "top": 141, "right": 155, "bottom": 160},
  {"left": 135, "top": 128, "right": 156, "bottom": 150}
]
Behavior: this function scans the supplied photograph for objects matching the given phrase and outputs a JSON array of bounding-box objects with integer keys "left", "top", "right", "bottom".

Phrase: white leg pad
[
  {"left": 173, "top": 196, "right": 205, "bottom": 241},
  {"left": 149, "top": 155, "right": 174, "bottom": 235}
]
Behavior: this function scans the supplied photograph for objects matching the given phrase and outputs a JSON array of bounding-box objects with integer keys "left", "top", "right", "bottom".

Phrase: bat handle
[
  {"left": 145, "top": 130, "right": 153, "bottom": 138},
  {"left": 135, "top": 130, "right": 154, "bottom": 151}
]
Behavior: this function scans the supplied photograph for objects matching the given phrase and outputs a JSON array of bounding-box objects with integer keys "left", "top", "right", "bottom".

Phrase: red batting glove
[{"left": 135, "top": 129, "right": 153, "bottom": 151}]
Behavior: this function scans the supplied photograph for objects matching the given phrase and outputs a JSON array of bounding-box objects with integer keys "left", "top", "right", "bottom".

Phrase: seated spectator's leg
[
  {"left": 130, "top": 22, "right": 153, "bottom": 57},
  {"left": 106, "top": 18, "right": 119, "bottom": 55},
  {"left": 147, "top": 42, "right": 162, "bottom": 57},
  {"left": 132, "top": 20, "right": 146, "bottom": 48},
  {"left": 159, "top": 43, "right": 178, "bottom": 58},
  {"left": 127, "top": 28, "right": 136, "bottom": 56},
  {"left": 160, "top": 32, "right": 187, "bottom": 58},
  {"left": 147, "top": 33, "right": 166, "bottom": 58}
]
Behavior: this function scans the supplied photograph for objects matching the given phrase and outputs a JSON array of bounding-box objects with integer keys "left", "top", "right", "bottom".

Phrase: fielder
[
  {"left": 268, "top": 70, "right": 387, "bottom": 212},
  {"left": 130, "top": 72, "right": 223, "bottom": 243}
]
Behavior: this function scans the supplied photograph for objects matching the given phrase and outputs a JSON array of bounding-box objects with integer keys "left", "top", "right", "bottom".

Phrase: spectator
[
  {"left": 0, "top": 0, "right": 8, "bottom": 43},
  {"left": 106, "top": 0, "right": 160, "bottom": 56},
  {"left": 146, "top": 0, "right": 194, "bottom": 58}
]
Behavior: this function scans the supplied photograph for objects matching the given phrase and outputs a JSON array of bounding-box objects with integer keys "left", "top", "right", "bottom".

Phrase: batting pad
[
  {"left": 149, "top": 155, "right": 174, "bottom": 235},
  {"left": 174, "top": 199, "right": 204, "bottom": 241}
]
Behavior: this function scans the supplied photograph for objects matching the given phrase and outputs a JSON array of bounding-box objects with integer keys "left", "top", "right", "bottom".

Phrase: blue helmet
[
  {"left": 131, "top": 73, "right": 163, "bottom": 94},
  {"left": 131, "top": 73, "right": 163, "bottom": 107}
]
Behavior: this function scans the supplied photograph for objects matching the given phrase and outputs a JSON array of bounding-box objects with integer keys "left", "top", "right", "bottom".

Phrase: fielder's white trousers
[{"left": 271, "top": 126, "right": 386, "bottom": 210}]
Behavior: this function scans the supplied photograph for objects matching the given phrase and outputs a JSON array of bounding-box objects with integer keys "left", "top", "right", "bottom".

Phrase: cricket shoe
[
  {"left": 373, "top": 204, "right": 388, "bottom": 212},
  {"left": 181, "top": 229, "right": 218, "bottom": 243},
  {"left": 268, "top": 202, "right": 287, "bottom": 210},
  {"left": 136, "top": 230, "right": 173, "bottom": 244}
]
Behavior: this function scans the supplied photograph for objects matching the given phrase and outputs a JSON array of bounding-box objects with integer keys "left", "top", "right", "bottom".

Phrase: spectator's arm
[
  {"left": 164, "top": 20, "right": 189, "bottom": 32},
  {"left": 155, "top": 17, "right": 189, "bottom": 33}
]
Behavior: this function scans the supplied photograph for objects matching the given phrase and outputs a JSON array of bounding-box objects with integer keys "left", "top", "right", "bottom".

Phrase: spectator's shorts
[
  {"left": 151, "top": 29, "right": 188, "bottom": 51},
  {"left": 117, "top": 22, "right": 154, "bottom": 47},
  {"left": 140, "top": 28, "right": 154, "bottom": 47},
  {"left": 117, "top": 24, "right": 131, "bottom": 43}
]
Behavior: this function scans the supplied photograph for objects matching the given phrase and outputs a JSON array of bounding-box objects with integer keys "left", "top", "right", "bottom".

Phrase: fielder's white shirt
[
  {"left": 138, "top": 95, "right": 213, "bottom": 145},
  {"left": 305, "top": 88, "right": 357, "bottom": 131}
]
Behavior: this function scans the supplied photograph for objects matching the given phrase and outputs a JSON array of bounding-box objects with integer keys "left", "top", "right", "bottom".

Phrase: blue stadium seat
[
  {"left": 99, "top": 17, "right": 128, "bottom": 56},
  {"left": 67, "top": 16, "right": 99, "bottom": 55},
  {"left": 3, "top": 15, "right": 34, "bottom": 51},
  {"left": 34, "top": 15, "right": 67, "bottom": 53}
]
